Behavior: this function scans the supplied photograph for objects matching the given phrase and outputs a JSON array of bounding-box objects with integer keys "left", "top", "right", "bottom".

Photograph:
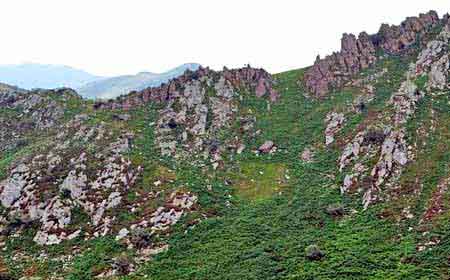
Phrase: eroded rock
[{"left": 304, "top": 11, "right": 440, "bottom": 97}]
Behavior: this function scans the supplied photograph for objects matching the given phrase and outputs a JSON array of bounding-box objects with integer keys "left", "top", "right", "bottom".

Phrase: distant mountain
[
  {"left": 0, "top": 63, "right": 201, "bottom": 99},
  {"left": 76, "top": 63, "right": 201, "bottom": 99},
  {"left": 0, "top": 63, "right": 103, "bottom": 90}
]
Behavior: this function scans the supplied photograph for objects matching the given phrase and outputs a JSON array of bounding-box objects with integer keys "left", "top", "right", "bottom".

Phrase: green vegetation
[
  {"left": 130, "top": 57, "right": 449, "bottom": 280},
  {"left": 67, "top": 238, "right": 123, "bottom": 280},
  {"left": 231, "top": 161, "right": 288, "bottom": 200},
  {"left": 1, "top": 39, "right": 450, "bottom": 280},
  {"left": 415, "top": 74, "right": 429, "bottom": 91}
]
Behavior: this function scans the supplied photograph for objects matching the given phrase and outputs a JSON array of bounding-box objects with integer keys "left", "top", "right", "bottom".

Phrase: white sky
[{"left": 1, "top": 0, "right": 449, "bottom": 76}]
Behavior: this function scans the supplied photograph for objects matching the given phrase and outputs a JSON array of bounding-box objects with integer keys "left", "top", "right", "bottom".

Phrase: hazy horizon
[
  {"left": 0, "top": 62, "right": 201, "bottom": 77},
  {"left": 1, "top": 0, "right": 450, "bottom": 76}
]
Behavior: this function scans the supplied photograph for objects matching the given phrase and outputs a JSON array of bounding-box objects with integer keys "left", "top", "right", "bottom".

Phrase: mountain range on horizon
[
  {"left": 0, "top": 62, "right": 201, "bottom": 99},
  {"left": 0, "top": 63, "right": 102, "bottom": 91},
  {"left": 76, "top": 63, "right": 201, "bottom": 99}
]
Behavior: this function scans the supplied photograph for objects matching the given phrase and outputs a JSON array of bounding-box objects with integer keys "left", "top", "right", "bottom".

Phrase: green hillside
[{"left": 0, "top": 11, "right": 449, "bottom": 280}]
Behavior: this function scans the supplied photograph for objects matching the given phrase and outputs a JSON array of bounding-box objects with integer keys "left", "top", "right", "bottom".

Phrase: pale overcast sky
[{"left": 1, "top": 0, "right": 449, "bottom": 76}]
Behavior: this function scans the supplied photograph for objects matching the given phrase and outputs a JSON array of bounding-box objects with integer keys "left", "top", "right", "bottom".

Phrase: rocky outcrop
[
  {"left": 377, "top": 11, "right": 439, "bottom": 53},
  {"left": 0, "top": 116, "right": 139, "bottom": 245},
  {"left": 300, "top": 147, "right": 315, "bottom": 163},
  {"left": 0, "top": 66, "right": 278, "bottom": 248},
  {"left": 93, "top": 66, "right": 279, "bottom": 111},
  {"left": 305, "top": 32, "right": 376, "bottom": 97},
  {"left": 416, "top": 23, "right": 450, "bottom": 90},
  {"left": 0, "top": 87, "right": 82, "bottom": 154},
  {"left": 339, "top": 75, "right": 419, "bottom": 208},
  {"left": 304, "top": 11, "right": 440, "bottom": 97},
  {"left": 92, "top": 66, "right": 278, "bottom": 165},
  {"left": 390, "top": 79, "right": 422, "bottom": 124},
  {"left": 0, "top": 84, "right": 81, "bottom": 159},
  {"left": 339, "top": 25, "right": 450, "bottom": 209},
  {"left": 0, "top": 99, "right": 202, "bottom": 250},
  {"left": 129, "top": 191, "right": 197, "bottom": 234}
]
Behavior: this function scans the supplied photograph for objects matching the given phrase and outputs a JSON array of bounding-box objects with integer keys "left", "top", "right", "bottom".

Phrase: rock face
[
  {"left": 305, "top": 32, "right": 377, "bottom": 97},
  {"left": 338, "top": 83, "right": 415, "bottom": 208},
  {"left": 304, "top": 11, "right": 440, "bottom": 97},
  {"left": 339, "top": 25, "right": 450, "bottom": 209}
]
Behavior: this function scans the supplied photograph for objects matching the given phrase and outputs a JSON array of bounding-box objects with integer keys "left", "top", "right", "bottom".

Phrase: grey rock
[
  {"left": 0, "top": 174, "right": 28, "bottom": 208},
  {"left": 326, "top": 204, "right": 345, "bottom": 217},
  {"left": 305, "top": 244, "right": 325, "bottom": 261}
]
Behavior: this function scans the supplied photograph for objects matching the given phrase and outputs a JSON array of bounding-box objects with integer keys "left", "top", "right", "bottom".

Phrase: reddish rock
[
  {"left": 258, "top": 141, "right": 275, "bottom": 153},
  {"left": 255, "top": 78, "right": 268, "bottom": 97},
  {"left": 304, "top": 10, "right": 440, "bottom": 97},
  {"left": 304, "top": 31, "right": 376, "bottom": 97}
]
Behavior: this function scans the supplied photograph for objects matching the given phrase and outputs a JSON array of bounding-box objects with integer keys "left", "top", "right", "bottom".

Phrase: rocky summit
[
  {"left": 304, "top": 11, "right": 440, "bottom": 97},
  {"left": 0, "top": 10, "right": 450, "bottom": 280}
]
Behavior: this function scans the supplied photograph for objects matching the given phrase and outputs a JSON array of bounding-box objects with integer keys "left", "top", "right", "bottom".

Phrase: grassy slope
[
  {"left": 1, "top": 54, "right": 450, "bottom": 279},
  {"left": 126, "top": 57, "right": 449, "bottom": 279}
]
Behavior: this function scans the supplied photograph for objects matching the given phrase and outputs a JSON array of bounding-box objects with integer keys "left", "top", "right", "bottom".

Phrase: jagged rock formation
[{"left": 304, "top": 10, "right": 441, "bottom": 97}]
